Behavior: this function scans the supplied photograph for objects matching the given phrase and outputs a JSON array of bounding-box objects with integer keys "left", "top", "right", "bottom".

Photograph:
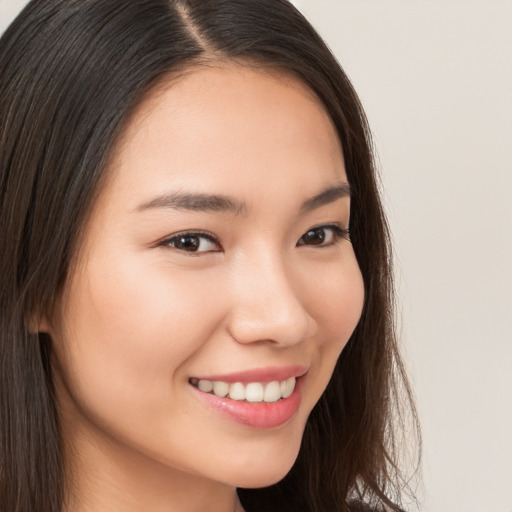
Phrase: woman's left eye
[
  {"left": 161, "top": 232, "right": 221, "bottom": 253},
  {"left": 297, "top": 225, "right": 349, "bottom": 247}
]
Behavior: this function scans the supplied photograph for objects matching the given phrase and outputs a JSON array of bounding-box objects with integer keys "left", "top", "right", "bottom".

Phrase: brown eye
[
  {"left": 297, "top": 225, "right": 349, "bottom": 247},
  {"left": 300, "top": 228, "right": 329, "bottom": 245},
  {"left": 164, "top": 232, "right": 220, "bottom": 253}
]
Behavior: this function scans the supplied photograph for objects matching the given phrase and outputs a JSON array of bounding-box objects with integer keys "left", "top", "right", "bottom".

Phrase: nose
[{"left": 225, "top": 250, "right": 315, "bottom": 347}]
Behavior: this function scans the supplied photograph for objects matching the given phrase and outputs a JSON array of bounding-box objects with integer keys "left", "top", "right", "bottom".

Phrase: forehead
[{"left": 101, "top": 62, "right": 345, "bottom": 212}]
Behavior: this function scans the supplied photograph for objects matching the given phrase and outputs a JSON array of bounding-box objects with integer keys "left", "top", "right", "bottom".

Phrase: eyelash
[
  {"left": 297, "top": 224, "right": 350, "bottom": 247},
  {"left": 158, "top": 224, "right": 350, "bottom": 254}
]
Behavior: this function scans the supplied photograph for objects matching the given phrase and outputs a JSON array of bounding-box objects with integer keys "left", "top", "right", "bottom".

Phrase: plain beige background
[{"left": 1, "top": 1, "right": 511, "bottom": 511}]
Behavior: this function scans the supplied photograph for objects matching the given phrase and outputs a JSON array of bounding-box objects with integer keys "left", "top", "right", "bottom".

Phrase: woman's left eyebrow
[
  {"left": 299, "top": 183, "right": 350, "bottom": 214},
  {"left": 134, "top": 182, "right": 350, "bottom": 216}
]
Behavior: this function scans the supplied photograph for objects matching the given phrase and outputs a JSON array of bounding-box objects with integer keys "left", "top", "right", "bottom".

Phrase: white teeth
[
  {"left": 229, "top": 382, "right": 245, "bottom": 401},
  {"left": 282, "top": 377, "right": 295, "bottom": 399},
  {"left": 213, "top": 381, "right": 229, "bottom": 398},
  {"left": 263, "top": 381, "right": 281, "bottom": 403},
  {"left": 192, "top": 376, "right": 297, "bottom": 403},
  {"left": 245, "top": 382, "right": 264, "bottom": 402},
  {"left": 198, "top": 379, "right": 213, "bottom": 393}
]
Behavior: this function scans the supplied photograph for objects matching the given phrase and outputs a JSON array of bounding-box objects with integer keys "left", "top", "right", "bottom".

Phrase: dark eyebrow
[
  {"left": 135, "top": 182, "right": 350, "bottom": 216},
  {"left": 299, "top": 183, "right": 351, "bottom": 214},
  {"left": 136, "top": 192, "right": 247, "bottom": 216}
]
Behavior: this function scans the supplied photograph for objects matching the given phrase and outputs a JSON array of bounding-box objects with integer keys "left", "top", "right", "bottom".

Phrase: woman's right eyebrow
[{"left": 135, "top": 192, "right": 247, "bottom": 216}]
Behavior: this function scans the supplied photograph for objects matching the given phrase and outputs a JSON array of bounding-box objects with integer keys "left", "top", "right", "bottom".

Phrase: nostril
[
  {"left": 226, "top": 302, "right": 312, "bottom": 347},
  {"left": 226, "top": 257, "right": 316, "bottom": 346}
]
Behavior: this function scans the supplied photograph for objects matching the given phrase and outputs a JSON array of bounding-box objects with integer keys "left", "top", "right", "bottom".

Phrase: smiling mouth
[{"left": 189, "top": 377, "right": 296, "bottom": 403}]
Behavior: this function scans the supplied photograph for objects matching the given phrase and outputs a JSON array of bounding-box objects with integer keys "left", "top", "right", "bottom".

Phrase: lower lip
[{"left": 191, "top": 378, "right": 303, "bottom": 429}]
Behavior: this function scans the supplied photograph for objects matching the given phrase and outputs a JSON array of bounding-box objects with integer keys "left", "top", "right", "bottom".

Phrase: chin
[
  {"left": 227, "top": 447, "right": 300, "bottom": 489},
  {"left": 233, "top": 470, "right": 292, "bottom": 490}
]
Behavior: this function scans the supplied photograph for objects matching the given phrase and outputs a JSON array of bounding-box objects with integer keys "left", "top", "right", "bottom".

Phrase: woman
[{"left": 0, "top": 1, "right": 419, "bottom": 511}]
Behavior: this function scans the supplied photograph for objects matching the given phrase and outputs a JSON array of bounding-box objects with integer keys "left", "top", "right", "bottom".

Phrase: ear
[{"left": 28, "top": 312, "right": 52, "bottom": 334}]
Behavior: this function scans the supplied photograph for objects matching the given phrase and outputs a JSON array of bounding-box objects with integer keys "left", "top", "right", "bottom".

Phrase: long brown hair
[{"left": 0, "top": 1, "right": 419, "bottom": 511}]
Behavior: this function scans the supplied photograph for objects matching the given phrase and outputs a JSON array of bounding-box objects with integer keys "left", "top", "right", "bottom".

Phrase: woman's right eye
[{"left": 161, "top": 232, "right": 221, "bottom": 253}]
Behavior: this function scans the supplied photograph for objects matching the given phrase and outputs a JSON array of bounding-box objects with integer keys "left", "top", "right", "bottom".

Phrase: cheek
[
  {"left": 308, "top": 257, "right": 365, "bottom": 344},
  {"left": 52, "top": 253, "right": 228, "bottom": 405},
  {"left": 301, "top": 255, "right": 365, "bottom": 397}
]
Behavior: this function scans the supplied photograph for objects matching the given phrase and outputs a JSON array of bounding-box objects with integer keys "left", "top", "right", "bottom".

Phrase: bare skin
[{"left": 42, "top": 63, "right": 364, "bottom": 512}]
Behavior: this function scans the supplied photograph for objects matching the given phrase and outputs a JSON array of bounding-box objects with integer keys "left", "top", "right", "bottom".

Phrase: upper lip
[{"left": 191, "top": 365, "right": 309, "bottom": 384}]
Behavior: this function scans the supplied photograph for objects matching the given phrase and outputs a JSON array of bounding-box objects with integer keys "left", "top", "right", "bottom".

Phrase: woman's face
[{"left": 44, "top": 64, "right": 364, "bottom": 491}]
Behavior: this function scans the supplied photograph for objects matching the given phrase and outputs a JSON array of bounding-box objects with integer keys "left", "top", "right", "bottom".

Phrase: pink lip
[
  {"left": 191, "top": 365, "right": 308, "bottom": 384},
  {"left": 191, "top": 378, "right": 304, "bottom": 429},
  {"left": 189, "top": 367, "right": 307, "bottom": 429}
]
